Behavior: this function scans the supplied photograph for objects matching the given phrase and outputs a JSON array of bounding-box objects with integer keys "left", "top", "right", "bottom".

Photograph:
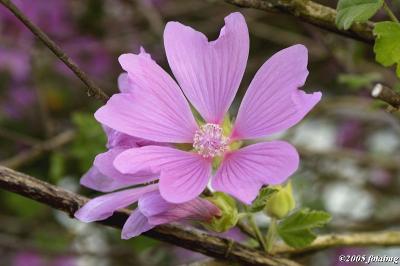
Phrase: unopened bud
[
  {"left": 264, "top": 182, "right": 295, "bottom": 219},
  {"left": 203, "top": 192, "right": 238, "bottom": 232}
]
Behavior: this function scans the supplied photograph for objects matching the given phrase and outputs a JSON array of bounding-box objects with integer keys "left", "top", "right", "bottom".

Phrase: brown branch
[
  {"left": 0, "top": 166, "right": 300, "bottom": 266},
  {"left": 372, "top": 83, "right": 400, "bottom": 109},
  {"left": 0, "top": 0, "right": 110, "bottom": 102},
  {"left": 224, "top": 0, "right": 374, "bottom": 44},
  {"left": 0, "top": 128, "right": 40, "bottom": 146},
  {"left": 273, "top": 231, "right": 400, "bottom": 255},
  {"left": 2, "top": 167, "right": 400, "bottom": 261},
  {"left": 136, "top": 0, "right": 164, "bottom": 36},
  {"left": 0, "top": 130, "right": 75, "bottom": 169}
]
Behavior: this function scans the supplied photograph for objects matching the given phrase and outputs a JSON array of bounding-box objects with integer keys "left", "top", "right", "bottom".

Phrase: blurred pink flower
[
  {"left": 12, "top": 251, "right": 76, "bottom": 266},
  {"left": 336, "top": 120, "right": 364, "bottom": 150},
  {"left": 96, "top": 12, "right": 321, "bottom": 204},
  {"left": 56, "top": 37, "right": 112, "bottom": 80},
  {"left": 52, "top": 256, "right": 76, "bottom": 266},
  {"left": 0, "top": 0, "right": 72, "bottom": 121},
  {"left": 0, "top": 0, "right": 72, "bottom": 40},
  {"left": 12, "top": 251, "right": 43, "bottom": 266},
  {"left": 0, "top": 48, "right": 31, "bottom": 82},
  {"left": 370, "top": 167, "right": 392, "bottom": 187},
  {"left": 1, "top": 86, "right": 36, "bottom": 119}
]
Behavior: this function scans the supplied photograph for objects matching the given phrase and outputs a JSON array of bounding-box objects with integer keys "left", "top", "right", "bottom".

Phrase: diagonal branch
[
  {"left": 0, "top": 166, "right": 300, "bottom": 266},
  {"left": 0, "top": 130, "right": 76, "bottom": 169},
  {"left": 0, "top": 0, "right": 110, "bottom": 102},
  {"left": 224, "top": 0, "right": 374, "bottom": 44}
]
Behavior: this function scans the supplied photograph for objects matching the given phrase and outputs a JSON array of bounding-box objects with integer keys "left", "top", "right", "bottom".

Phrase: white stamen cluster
[{"left": 193, "top": 123, "right": 229, "bottom": 158}]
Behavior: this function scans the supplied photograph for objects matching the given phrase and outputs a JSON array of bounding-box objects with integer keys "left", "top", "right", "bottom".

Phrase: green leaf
[
  {"left": 277, "top": 209, "right": 331, "bottom": 248},
  {"left": 373, "top": 21, "right": 400, "bottom": 78},
  {"left": 3, "top": 191, "right": 45, "bottom": 218},
  {"left": 49, "top": 152, "right": 66, "bottom": 183},
  {"left": 338, "top": 72, "right": 382, "bottom": 90},
  {"left": 249, "top": 187, "right": 277, "bottom": 212},
  {"left": 336, "top": 0, "right": 383, "bottom": 30},
  {"left": 71, "top": 112, "right": 106, "bottom": 172}
]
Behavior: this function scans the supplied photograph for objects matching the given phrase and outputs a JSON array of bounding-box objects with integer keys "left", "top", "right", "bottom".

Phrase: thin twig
[
  {"left": 0, "top": 130, "right": 75, "bottom": 169},
  {"left": 0, "top": 166, "right": 301, "bottom": 266},
  {"left": 383, "top": 1, "right": 399, "bottom": 23},
  {"left": 0, "top": 128, "right": 40, "bottom": 146},
  {"left": 237, "top": 221, "right": 257, "bottom": 239},
  {"left": 0, "top": 0, "right": 110, "bottom": 102},
  {"left": 224, "top": 0, "right": 374, "bottom": 44},
  {"left": 371, "top": 83, "right": 400, "bottom": 109},
  {"left": 246, "top": 210, "right": 268, "bottom": 251},
  {"left": 274, "top": 231, "right": 400, "bottom": 255},
  {"left": 136, "top": 0, "right": 164, "bottom": 36},
  {"left": 297, "top": 145, "right": 400, "bottom": 171}
]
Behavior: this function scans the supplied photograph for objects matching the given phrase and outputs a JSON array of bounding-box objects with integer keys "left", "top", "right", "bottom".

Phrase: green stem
[
  {"left": 248, "top": 214, "right": 268, "bottom": 252},
  {"left": 265, "top": 218, "right": 278, "bottom": 254},
  {"left": 383, "top": 1, "right": 399, "bottom": 23},
  {"left": 243, "top": 206, "right": 267, "bottom": 251}
]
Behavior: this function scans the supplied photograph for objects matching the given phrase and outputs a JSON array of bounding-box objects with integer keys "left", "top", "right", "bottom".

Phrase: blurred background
[{"left": 1, "top": 0, "right": 400, "bottom": 265}]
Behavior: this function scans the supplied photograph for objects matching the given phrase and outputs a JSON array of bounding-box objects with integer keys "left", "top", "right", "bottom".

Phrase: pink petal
[
  {"left": 94, "top": 148, "right": 157, "bottom": 186},
  {"left": 138, "top": 190, "right": 173, "bottom": 217},
  {"left": 102, "top": 126, "right": 140, "bottom": 149},
  {"left": 121, "top": 209, "right": 155, "bottom": 239},
  {"left": 80, "top": 166, "right": 137, "bottom": 193},
  {"left": 164, "top": 12, "right": 249, "bottom": 124},
  {"left": 117, "top": 73, "right": 133, "bottom": 93},
  {"left": 114, "top": 146, "right": 211, "bottom": 203},
  {"left": 80, "top": 147, "right": 159, "bottom": 192},
  {"left": 74, "top": 184, "right": 158, "bottom": 222},
  {"left": 95, "top": 50, "right": 198, "bottom": 143},
  {"left": 233, "top": 45, "right": 322, "bottom": 140},
  {"left": 103, "top": 125, "right": 167, "bottom": 150},
  {"left": 138, "top": 190, "right": 220, "bottom": 225},
  {"left": 211, "top": 141, "right": 299, "bottom": 204}
]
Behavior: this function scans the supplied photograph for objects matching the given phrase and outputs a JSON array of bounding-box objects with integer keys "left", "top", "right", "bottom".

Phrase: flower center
[{"left": 193, "top": 123, "right": 229, "bottom": 158}]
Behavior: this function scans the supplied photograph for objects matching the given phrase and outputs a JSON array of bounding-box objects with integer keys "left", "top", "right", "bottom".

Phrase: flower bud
[
  {"left": 203, "top": 192, "right": 238, "bottom": 232},
  {"left": 264, "top": 182, "right": 295, "bottom": 219}
]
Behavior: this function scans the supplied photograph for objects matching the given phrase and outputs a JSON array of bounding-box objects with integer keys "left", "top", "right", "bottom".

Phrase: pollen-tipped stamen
[{"left": 193, "top": 123, "right": 229, "bottom": 158}]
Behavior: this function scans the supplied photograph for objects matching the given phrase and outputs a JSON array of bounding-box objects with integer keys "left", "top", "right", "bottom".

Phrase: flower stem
[
  {"left": 243, "top": 206, "right": 267, "bottom": 251},
  {"left": 265, "top": 218, "right": 278, "bottom": 253},
  {"left": 383, "top": 1, "right": 399, "bottom": 23},
  {"left": 248, "top": 214, "right": 267, "bottom": 252}
]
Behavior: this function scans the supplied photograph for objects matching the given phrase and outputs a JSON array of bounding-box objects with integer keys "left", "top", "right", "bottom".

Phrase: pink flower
[
  {"left": 76, "top": 128, "right": 220, "bottom": 239},
  {"left": 76, "top": 176, "right": 220, "bottom": 239},
  {"left": 76, "top": 77, "right": 220, "bottom": 239},
  {"left": 95, "top": 12, "right": 321, "bottom": 204},
  {"left": 80, "top": 74, "right": 163, "bottom": 192}
]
